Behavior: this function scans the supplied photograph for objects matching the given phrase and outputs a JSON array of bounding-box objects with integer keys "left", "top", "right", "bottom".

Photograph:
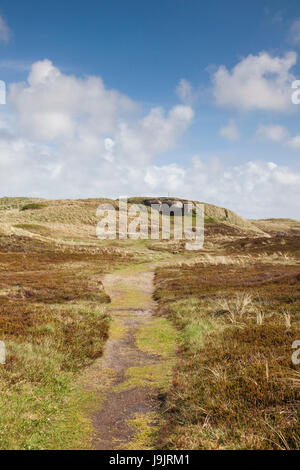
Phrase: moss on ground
[
  {"left": 113, "top": 362, "right": 174, "bottom": 393},
  {"left": 125, "top": 412, "right": 158, "bottom": 450}
]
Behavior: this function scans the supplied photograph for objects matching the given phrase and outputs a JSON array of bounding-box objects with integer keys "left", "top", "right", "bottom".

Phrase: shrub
[{"left": 20, "top": 203, "right": 47, "bottom": 211}]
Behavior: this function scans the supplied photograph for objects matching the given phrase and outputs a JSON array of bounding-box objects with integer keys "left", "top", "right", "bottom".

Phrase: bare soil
[{"left": 91, "top": 268, "right": 163, "bottom": 450}]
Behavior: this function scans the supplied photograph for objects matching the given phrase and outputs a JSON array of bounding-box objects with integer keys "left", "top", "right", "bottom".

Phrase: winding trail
[{"left": 88, "top": 263, "right": 176, "bottom": 450}]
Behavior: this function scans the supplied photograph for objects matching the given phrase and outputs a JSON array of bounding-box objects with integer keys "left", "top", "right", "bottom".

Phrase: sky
[{"left": 0, "top": 0, "right": 300, "bottom": 218}]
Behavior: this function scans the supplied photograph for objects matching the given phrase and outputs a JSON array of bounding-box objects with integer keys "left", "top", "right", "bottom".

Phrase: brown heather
[{"left": 154, "top": 225, "right": 300, "bottom": 450}]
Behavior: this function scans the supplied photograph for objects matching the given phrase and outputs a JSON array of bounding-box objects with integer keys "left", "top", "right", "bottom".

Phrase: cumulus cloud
[
  {"left": 1, "top": 120, "right": 299, "bottom": 218},
  {"left": 109, "top": 158, "right": 300, "bottom": 219},
  {"left": 144, "top": 158, "right": 300, "bottom": 219},
  {"left": 2, "top": 59, "right": 195, "bottom": 196},
  {"left": 213, "top": 51, "right": 297, "bottom": 111},
  {"left": 255, "top": 124, "right": 300, "bottom": 150},
  {"left": 256, "top": 124, "right": 289, "bottom": 142},
  {"left": 1, "top": 59, "right": 300, "bottom": 219},
  {"left": 9, "top": 59, "right": 194, "bottom": 167},
  {"left": 0, "top": 15, "right": 11, "bottom": 43},
  {"left": 176, "top": 79, "right": 197, "bottom": 105},
  {"left": 220, "top": 119, "right": 240, "bottom": 141},
  {"left": 9, "top": 59, "right": 137, "bottom": 141},
  {"left": 286, "top": 133, "right": 300, "bottom": 149},
  {"left": 115, "top": 105, "right": 194, "bottom": 165}
]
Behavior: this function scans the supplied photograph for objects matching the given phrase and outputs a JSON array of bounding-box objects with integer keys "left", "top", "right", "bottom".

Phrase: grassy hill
[
  {"left": 251, "top": 218, "right": 300, "bottom": 236},
  {"left": 0, "top": 197, "right": 266, "bottom": 245}
]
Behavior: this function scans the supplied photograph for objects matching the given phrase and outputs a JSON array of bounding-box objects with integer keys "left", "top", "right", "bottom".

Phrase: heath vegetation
[
  {"left": 154, "top": 227, "right": 300, "bottom": 449},
  {"left": 0, "top": 197, "right": 299, "bottom": 449}
]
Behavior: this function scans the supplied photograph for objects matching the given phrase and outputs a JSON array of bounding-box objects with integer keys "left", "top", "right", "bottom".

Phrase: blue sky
[{"left": 0, "top": 0, "right": 300, "bottom": 218}]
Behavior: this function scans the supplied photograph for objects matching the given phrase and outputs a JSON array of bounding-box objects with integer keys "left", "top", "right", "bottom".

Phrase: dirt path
[{"left": 89, "top": 264, "right": 177, "bottom": 450}]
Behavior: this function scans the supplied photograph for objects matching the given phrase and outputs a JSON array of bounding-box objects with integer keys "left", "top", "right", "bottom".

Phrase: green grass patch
[
  {"left": 114, "top": 361, "right": 174, "bottom": 393},
  {"left": 0, "top": 338, "right": 98, "bottom": 449},
  {"left": 136, "top": 317, "right": 177, "bottom": 358},
  {"left": 20, "top": 203, "right": 48, "bottom": 211},
  {"left": 125, "top": 412, "right": 158, "bottom": 450},
  {"left": 169, "top": 299, "right": 220, "bottom": 352}
]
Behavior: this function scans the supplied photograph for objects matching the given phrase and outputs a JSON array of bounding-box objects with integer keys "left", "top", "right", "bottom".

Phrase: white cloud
[
  {"left": 115, "top": 105, "right": 194, "bottom": 165},
  {"left": 1, "top": 124, "right": 299, "bottom": 218},
  {"left": 256, "top": 124, "right": 289, "bottom": 142},
  {"left": 0, "top": 16, "right": 11, "bottom": 43},
  {"left": 122, "top": 158, "right": 300, "bottom": 219},
  {"left": 175, "top": 79, "right": 205, "bottom": 105},
  {"left": 176, "top": 79, "right": 195, "bottom": 105},
  {"left": 213, "top": 51, "right": 297, "bottom": 111},
  {"left": 220, "top": 119, "right": 240, "bottom": 141},
  {"left": 157, "top": 158, "right": 300, "bottom": 219},
  {"left": 288, "top": 18, "right": 300, "bottom": 45},
  {"left": 1, "top": 59, "right": 300, "bottom": 219},
  {"left": 2, "top": 59, "right": 195, "bottom": 197},
  {"left": 286, "top": 133, "right": 300, "bottom": 149},
  {"left": 9, "top": 60, "right": 194, "bottom": 167},
  {"left": 255, "top": 124, "right": 300, "bottom": 150},
  {"left": 9, "top": 59, "right": 137, "bottom": 141}
]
